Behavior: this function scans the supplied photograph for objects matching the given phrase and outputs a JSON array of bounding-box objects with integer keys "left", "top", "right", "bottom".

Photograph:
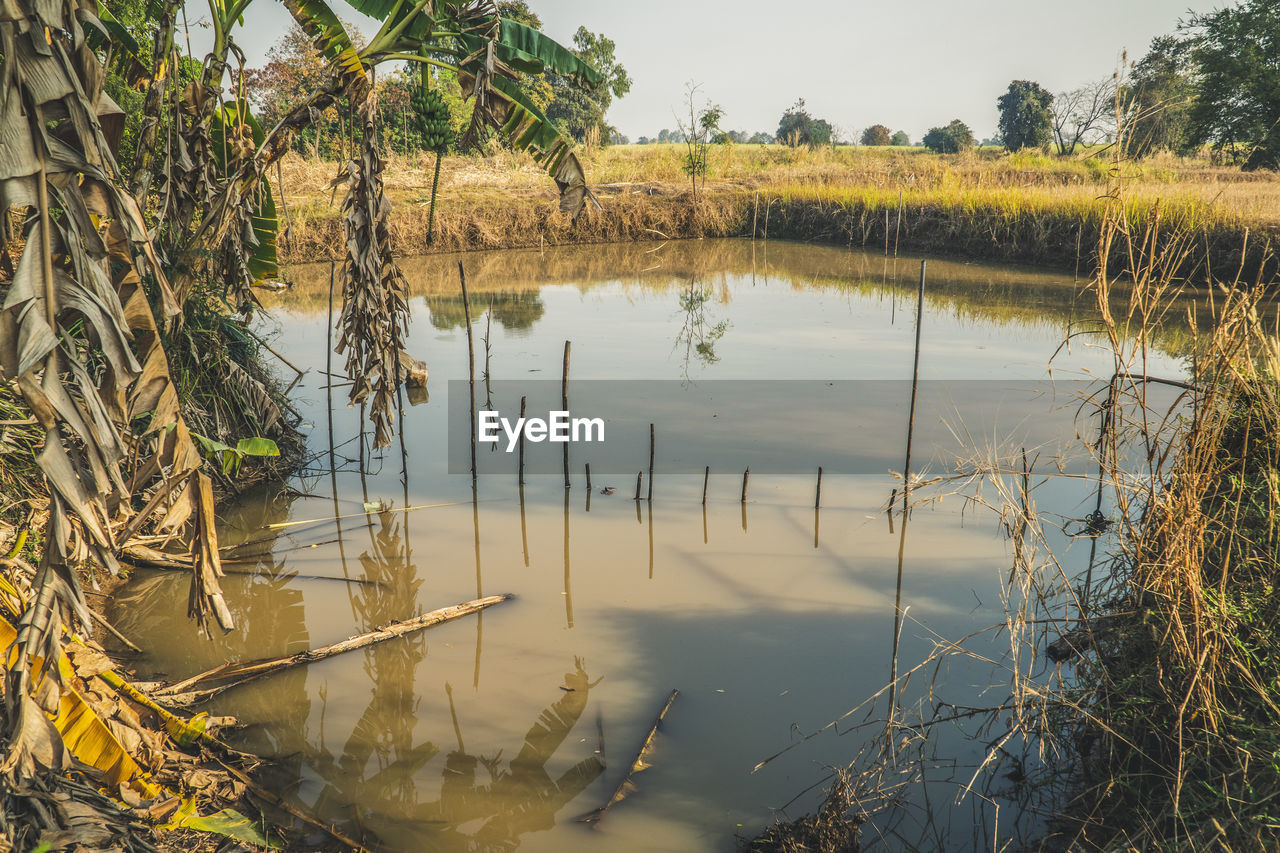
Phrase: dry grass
[
  {"left": 270, "top": 145, "right": 1280, "bottom": 281},
  {"left": 737, "top": 149, "right": 1280, "bottom": 850}
]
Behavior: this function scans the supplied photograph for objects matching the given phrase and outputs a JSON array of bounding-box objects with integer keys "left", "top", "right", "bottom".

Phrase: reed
[{"left": 747, "top": 141, "right": 1280, "bottom": 850}]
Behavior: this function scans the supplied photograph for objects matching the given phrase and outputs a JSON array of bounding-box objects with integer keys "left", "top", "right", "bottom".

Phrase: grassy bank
[
  {"left": 274, "top": 145, "right": 1280, "bottom": 279},
  {"left": 1045, "top": 306, "right": 1280, "bottom": 849}
]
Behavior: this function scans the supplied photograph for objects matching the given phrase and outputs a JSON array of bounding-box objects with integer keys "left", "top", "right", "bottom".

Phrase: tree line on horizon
[{"left": 629, "top": 0, "right": 1280, "bottom": 169}]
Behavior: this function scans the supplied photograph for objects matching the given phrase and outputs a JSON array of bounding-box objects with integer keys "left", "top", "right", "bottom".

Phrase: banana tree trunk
[{"left": 127, "top": 0, "right": 180, "bottom": 197}]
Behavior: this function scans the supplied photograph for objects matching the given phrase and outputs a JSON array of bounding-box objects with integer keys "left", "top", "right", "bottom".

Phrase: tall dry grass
[
  {"left": 270, "top": 146, "right": 1280, "bottom": 282},
  {"left": 743, "top": 143, "right": 1280, "bottom": 851}
]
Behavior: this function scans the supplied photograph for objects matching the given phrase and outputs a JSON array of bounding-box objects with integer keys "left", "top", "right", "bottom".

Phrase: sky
[{"left": 193, "top": 0, "right": 1223, "bottom": 142}]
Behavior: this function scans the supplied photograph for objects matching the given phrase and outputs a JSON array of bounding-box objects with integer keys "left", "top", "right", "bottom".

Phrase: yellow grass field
[{"left": 273, "top": 143, "right": 1280, "bottom": 278}]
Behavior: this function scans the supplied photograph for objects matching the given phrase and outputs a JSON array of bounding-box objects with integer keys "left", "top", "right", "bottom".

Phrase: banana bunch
[{"left": 411, "top": 86, "right": 453, "bottom": 153}]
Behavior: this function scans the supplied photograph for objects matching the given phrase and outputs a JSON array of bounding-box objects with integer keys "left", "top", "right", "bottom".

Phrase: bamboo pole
[
  {"left": 156, "top": 595, "right": 512, "bottom": 705},
  {"left": 740, "top": 468, "right": 750, "bottom": 503},
  {"left": 563, "top": 341, "right": 572, "bottom": 490},
  {"left": 702, "top": 465, "right": 710, "bottom": 506},
  {"left": 459, "top": 263, "right": 476, "bottom": 479},
  {"left": 647, "top": 423, "right": 655, "bottom": 502},
  {"left": 518, "top": 395, "right": 527, "bottom": 486}
]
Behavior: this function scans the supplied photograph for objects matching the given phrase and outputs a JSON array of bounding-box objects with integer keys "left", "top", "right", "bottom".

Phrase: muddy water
[{"left": 113, "top": 240, "right": 1190, "bottom": 851}]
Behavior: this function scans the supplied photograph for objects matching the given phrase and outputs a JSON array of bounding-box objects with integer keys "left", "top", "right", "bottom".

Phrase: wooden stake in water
[
  {"left": 585, "top": 462, "right": 592, "bottom": 490},
  {"left": 562, "top": 340, "right": 571, "bottom": 490},
  {"left": 702, "top": 466, "right": 710, "bottom": 506},
  {"left": 459, "top": 262, "right": 476, "bottom": 479},
  {"left": 894, "top": 191, "right": 903, "bottom": 256},
  {"left": 519, "top": 484, "right": 529, "bottom": 567},
  {"left": 563, "top": 489, "right": 573, "bottom": 629},
  {"left": 518, "top": 395, "right": 527, "bottom": 486},
  {"left": 888, "top": 259, "right": 928, "bottom": 743},
  {"left": 814, "top": 466, "right": 824, "bottom": 509},
  {"left": 647, "top": 423, "right": 655, "bottom": 502},
  {"left": 635, "top": 471, "right": 643, "bottom": 501},
  {"left": 741, "top": 468, "right": 750, "bottom": 503},
  {"left": 897, "top": 260, "right": 927, "bottom": 515}
]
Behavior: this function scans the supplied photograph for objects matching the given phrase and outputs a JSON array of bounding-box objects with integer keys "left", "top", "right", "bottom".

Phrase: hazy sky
[{"left": 200, "top": 0, "right": 1221, "bottom": 141}]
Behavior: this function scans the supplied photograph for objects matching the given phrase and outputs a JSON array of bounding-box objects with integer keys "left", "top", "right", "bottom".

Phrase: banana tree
[
  {"left": 167, "top": 0, "right": 605, "bottom": 445},
  {"left": 168, "top": 0, "right": 604, "bottom": 298}
]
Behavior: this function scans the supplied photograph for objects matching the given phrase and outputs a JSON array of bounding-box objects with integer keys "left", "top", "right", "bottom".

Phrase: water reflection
[
  {"left": 116, "top": 240, "right": 1230, "bottom": 851},
  {"left": 427, "top": 291, "right": 546, "bottom": 334},
  {"left": 415, "top": 661, "right": 603, "bottom": 850},
  {"left": 672, "top": 278, "right": 730, "bottom": 379}
]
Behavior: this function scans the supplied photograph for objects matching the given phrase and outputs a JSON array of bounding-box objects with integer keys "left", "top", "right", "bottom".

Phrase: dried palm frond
[
  {"left": 0, "top": 0, "right": 234, "bottom": 787},
  {"left": 333, "top": 96, "right": 410, "bottom": 448}
]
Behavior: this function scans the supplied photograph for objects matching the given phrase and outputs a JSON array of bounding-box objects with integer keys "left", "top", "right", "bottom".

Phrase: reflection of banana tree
[
  {"left": 672, "top": 280, "right": 730, "bottom": 379},
  {"left": 422, "top": 659, "right": 604, "bottom": 850},
  {"left": 322, "top": 504, "right": 426, "bottom": 814},
  {"left": 300, "top": 658, "right": 601, "bottom": 850}
]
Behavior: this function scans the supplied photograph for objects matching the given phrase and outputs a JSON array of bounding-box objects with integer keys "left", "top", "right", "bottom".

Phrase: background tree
[
  {"left": 1051, "top": 77, "right": 1116, "bottom": 155},
  {"left": 775, "top": 99, "right": 833, "bottom": 147},
  {"left": 242, "top": 24, "right": 354, "bottom": 158},
  {"left": 1184, "top": 0, "right": 1280, "bottom": 169},
  {"left": 922, "top": 119, "right": 975, "bottom": 153},
  {"left": 997, "top": 80, "right": 1054, "bottom": 151},
  {"left": 860, "top": 124, "right": 892, "bottom": 146},
  {"left": 748, "top": 131, "right": 774, "bottom": 145},
  {"left": 546, "top": 26, "right": 632, "bottom": 144},
  {"left": 1125, "top": 35, "right": 1196, "bottom": 157},
  {"left": 677, "top": 82, "right": 724, "bottom": 201},
  {"left": 890, "top": 130, "right": 911, "bottom": 146}
]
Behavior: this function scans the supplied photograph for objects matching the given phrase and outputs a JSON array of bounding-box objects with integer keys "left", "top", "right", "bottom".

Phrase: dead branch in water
[
  {"left": 155, "top": 594, "right": 513, "bottom": 705},
  {"left": 578, "top": 689, "right": 679, "bottom": 825}
]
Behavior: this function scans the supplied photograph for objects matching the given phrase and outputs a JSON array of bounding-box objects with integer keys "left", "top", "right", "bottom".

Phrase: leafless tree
[{"left": 1051, "top": 77, "right": 1117, "bottom": 155}]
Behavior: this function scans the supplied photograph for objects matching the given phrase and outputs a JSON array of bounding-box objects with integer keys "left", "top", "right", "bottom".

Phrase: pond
[{"left": 112, "top": 239, "right": 1194, "bottom": 851}]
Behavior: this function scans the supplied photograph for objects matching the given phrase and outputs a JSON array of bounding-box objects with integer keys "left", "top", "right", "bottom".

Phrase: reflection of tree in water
[
  {"left": 304, "top": 644, "right": 603, "bottom": 851},
  {"left": 673, "top": 278, "right": 730, "bottom": 379},
  {"left": 420, "top": 658, "right": 604, "bottom": 852},
  {"left": 427, "top": 291, "right": 546, "bottom": 334},
  {"left": 309, "top": 505, "right": 431, "bottom": 828}
]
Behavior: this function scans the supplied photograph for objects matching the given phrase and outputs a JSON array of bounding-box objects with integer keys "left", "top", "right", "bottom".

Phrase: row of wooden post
[{"left": 459, "top": 261, "right": 850, "bottom": 511}]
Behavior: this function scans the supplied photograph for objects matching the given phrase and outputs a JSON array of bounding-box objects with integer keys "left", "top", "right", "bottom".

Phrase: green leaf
[
  {"left": 179, "top": 807, "right": 281, "bottom": 849},
  {"left": 191, "top": 432, "right": 234, "bottom": 458},
  {"left": 338, "top": 0, "right": 400, "bottom": 25},
  {"left": 487, "top": 75, "right": 573, "bottom": 170},
  {"left": 496, "top": 19, "right": 603, "bottom": 87},
  {"left": 94, "top": 7, "right": 140, "bottom": 58},
  {"left": 235, "top": 437, "right": 280, "bottom": 458},
  {"left": 210, "top": 104, "right": 280, "bottom": 287}
]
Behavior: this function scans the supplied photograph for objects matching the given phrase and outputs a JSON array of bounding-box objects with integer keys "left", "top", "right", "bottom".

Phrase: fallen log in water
[
  {"left": 577, "top": 688, "right": 679, "bottom": 825},
  {"left": 154, "top": 594, "right": 514, "bottom": 706}
]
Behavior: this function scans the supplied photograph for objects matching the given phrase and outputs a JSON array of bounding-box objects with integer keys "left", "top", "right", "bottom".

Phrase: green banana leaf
[
  {"left": 487, "top": 74, "right": 573, "bottom": 171},
  {"left": 164, "top": 799, "right": 281, "bottom": 849},
  {"left": 87, "top": 5, "right": 150, "bottom": 85},
  {"left": 495, "top": 19, "right": 602, "bottom": 87},
  {"left": 336, "top": 0, "right": 401, "bottom": 26}
]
